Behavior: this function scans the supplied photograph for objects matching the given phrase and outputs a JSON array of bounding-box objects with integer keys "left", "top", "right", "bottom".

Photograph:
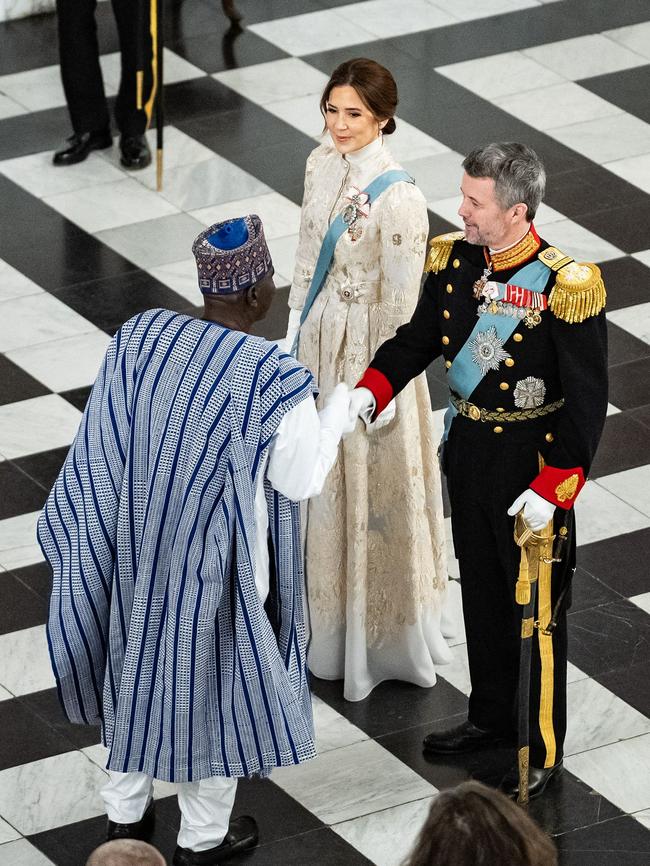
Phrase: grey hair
[{"left": 462, "top": 142, "right": 546, "bottom": 221}]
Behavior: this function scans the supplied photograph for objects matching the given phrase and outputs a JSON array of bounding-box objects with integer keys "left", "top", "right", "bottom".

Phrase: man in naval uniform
[{"left": 350, "top": 142, "right": 608, "bottom": 799}]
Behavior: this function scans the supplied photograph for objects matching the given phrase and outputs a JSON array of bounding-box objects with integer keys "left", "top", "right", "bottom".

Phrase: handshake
[{"left": 320, "top": 384, "right": 396, "bottom": 437}]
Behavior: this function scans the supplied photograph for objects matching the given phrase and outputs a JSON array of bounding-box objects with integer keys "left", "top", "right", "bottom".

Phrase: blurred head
[
  {"left": 86, "top": 839, "right": 166, "bottom": 866},
  {"left": 458, "top": 142, "right": 546, "bottom": 248},
  {"left": 320, "top": 58, "right": 398, "bottom": 154},
  {"left": 403, "top": 781, "right": 558, "bottom": 866}
]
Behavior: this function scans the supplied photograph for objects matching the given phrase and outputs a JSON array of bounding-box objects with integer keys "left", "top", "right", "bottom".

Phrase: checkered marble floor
[{"left": 1, "top": 1, "right": 650, "bottom": 864}]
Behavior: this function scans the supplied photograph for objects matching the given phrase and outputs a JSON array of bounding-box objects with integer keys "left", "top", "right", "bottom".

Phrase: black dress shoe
[
  {"left": 120, "top": 134, "right": 152, "bottom": 169},
  {"left": 106, "top": 798, "right": 155, "bottom": 842},
  {"left": 423, "top": 720, "right": 515, "bottom": 754},
  {"left": 173, "top": 816, "right": 259, "bottom": 865},
  {"left": 52, "top": 129, "right": 112, "bottom": 166},
  {"left": 501, "top": 761, "right": 563, "bottom": 800}
]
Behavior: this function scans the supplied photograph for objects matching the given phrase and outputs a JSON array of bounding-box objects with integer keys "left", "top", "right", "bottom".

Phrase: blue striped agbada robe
[{"left": 38, "top": 308, "right": 318, "bottom": 782}]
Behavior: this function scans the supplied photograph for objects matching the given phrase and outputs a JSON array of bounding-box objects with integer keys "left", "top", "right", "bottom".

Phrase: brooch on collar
[{"left": 342, "top": 187, "right": 370, "bottom": 242}]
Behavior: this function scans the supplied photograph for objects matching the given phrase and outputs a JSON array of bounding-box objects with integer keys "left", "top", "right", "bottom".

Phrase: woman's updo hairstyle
[{"left": 319, "top": 58, "right": 398, "bottom": 135}]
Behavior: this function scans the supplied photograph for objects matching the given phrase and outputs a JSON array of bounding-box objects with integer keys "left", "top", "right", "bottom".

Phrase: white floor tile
[
  {"left": 604, "top": 22, "right": 650, "bottom": 61},
  {"left": 0, "top": 259, "right": 43, "bottom": 303},
  {"left": 596, "top": 465, "right": 650, "bottom": 519},
  {"left": 0, "top": 684, "right": 14, "bottom": 701},
  {"left": 0, "top": 63, "right": 89, "bottom": 112},
  {"left": 630, "top": 592, "right": 650, "bottom": 616},
  {"left": 427, "top": 195, "right": 463, "bottom": 229},
  {"left": 338, "top": 0, "right": 455, "bottom": 37},
  {"left": 99, "top": 48, "right": 204, "bottom": 91},
  {"left": 565, "top": 677, "right": 650, "bottom": 756},
  {"left": 0, "top": 624, "right": 55, "bottom": 696},
  {"left": 147, "top": 258, "right": 199, "bottom": 306},
  {"left": 0, "top": 292, "right": 96, "bottom": 352},
  {"left": 439, "top": 641, "right": 471, "bottom": 695},
  {"left": 605, "top": 152, "right": 650, "bottom": 196},
  {"left": 564, "top": 733, "right": 650, "bottom": 814},
  {"left": 189, "top": 191, "right": 301, "bottom": 240},
  {"left": 95, "top": 212, "right": 205, "bottom": 270},
  {"left": 5, "top": 330, "right": 110, "bottom": 393},
  {"left": 632, "top": 250, "right": 650, "bottom": 269},
  {"left": 549, "top": 113, "right": 650, "bottom": 165},
  {"left": 438, "top": 0, "right": 539, "bottom": 20},
  {"left": 265, "top": 93, "right": 327, "bottom": 140},
  {"left": 574, "top": 479, "right": 650, "bottom": 546},
  {"left": 0, "top": 92, "right": 28, "bottom": 120},
  {"left": 266, "top": 234, "right": 299, "bottom": 284},
  {"left": 312, "top": 695, "right": 369, "bottom": 754},
  {"left": 0, "top": 751, "right": 106, "bottom": 835},
  {"left": 532, "top": 202, "right": 566, "bottom": 226},
  {"left": 386, "top": 122, "right": 451, "bottom": 164},
  {"left": 606, "top": 403, "right": 621, "bottom": 416},
  {"left": 436, "top": 51, "right": 564, "bottom": 100},
  {"left": 633, "top": 808, "right": 650, "bottom": 831},
  {"left": 334, "top": 796, "right": 437, "bottom": 866},
  {"left": 0, "top": 816, "right": 21, "bottom": 844},
  {"left": 249, "top": 9, "right": 378, "bottom": 56},
  {"left": 493, "top": 82, "right": 622, "bottom": 132},
  {"left": 567, "top": 661, "right": 589, "bottom": 684},
  {"left": 155, "top": 156, "right": 271, "bottom": 212},
  {"left": 401, "top": 151, "right": 464, "bottom": 201},
  {"left": 540, "top": 219, "right": 623, "bottom": 264},
  {"left": 523, "top": 33, "right": 647, "bottom": 80},
  {"left": 272, "top": 738, "right": 434, "bottom": 824},
  {"left": 214, "top": 57, "right": 328, "bottom": 106},
  {"left": 0, "top": 839, "right": 55, "bottom": 866},
  {"left": 0, "top": 393, "right": 81, "bottom": 459},
  {"left": 0, "top": 150, "right": 124, "bottom": 199},
  {"left": 0, "top": 545, "right": 44, "bottom": 572},
  {"left": 43, "top": 178, "right": 179, "bottom": 233},
  {"left": 607, "top": 301, "right": 650, "bottom": 345}
]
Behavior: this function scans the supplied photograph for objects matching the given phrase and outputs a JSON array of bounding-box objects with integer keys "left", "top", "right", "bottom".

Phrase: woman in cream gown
[{"left": 285, "top": 59, "right": 452, "bottom": 701}]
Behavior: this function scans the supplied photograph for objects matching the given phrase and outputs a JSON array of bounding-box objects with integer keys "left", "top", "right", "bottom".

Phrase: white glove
[
  {"left": 318, "top": 383, "right": 356, "bottom": 439},
  {"left": 348, "top": 387, "right": 375, "bottom": 429},
  {"left": 507, "top": 489, "right": 556, "bottom": 532},
  {"left": 278, "top": 308, "right": 302, "bottom": 355},
  {"left": 366, "top": 398, "right": 396, "bottom": 432}
]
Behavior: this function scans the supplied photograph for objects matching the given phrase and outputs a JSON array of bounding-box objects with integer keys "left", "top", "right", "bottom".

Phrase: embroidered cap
[{"left": 192, "top": 214, "right": 273, "bottom": 295}]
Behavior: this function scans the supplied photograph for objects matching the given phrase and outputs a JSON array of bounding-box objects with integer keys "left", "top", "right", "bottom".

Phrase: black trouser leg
[
  {"left": 56, "top": 0, "right": 110, "bottom": 134},
  {"left": 111, "top": 0, "right": 153, "bottom": 136}
]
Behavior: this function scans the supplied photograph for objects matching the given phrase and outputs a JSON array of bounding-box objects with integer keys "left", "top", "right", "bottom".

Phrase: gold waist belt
[{"left": 451, "top": 396, "right": 564, "bottom": 423}]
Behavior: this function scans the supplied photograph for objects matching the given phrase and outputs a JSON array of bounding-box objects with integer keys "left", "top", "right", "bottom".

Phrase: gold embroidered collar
[{"left": 488, "top": 225, "right": 541, "bottom": 272}]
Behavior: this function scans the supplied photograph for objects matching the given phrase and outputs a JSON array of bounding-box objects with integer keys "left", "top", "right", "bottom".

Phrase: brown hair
[
  {"left": 403, "top": 782, "right": 558, "bottom": 866},
  {"left": 319, "top": 58, "right": 398, "bottom": 134}
]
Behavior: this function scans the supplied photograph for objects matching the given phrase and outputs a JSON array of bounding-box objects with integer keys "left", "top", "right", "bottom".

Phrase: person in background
[{"left": 86, "top": 839, "right": 166, "bottom": 866}]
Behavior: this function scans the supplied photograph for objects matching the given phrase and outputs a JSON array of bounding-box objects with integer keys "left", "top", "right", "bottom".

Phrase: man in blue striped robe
[{"left": 38, "top": 216, "right": 352, "bottom": 865}]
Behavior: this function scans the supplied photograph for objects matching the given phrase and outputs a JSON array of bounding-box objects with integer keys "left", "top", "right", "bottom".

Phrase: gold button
[
  {"left": 494, "top": 426, "right": 503, "bottom": 434},
  {"left": 499, "top": 382, "right": 509, "bottom": 391},
  {"left": 442, "top": 336, "right": 450, "bottom": 345},
  {"left": 513, "top": 333, "right": 523, "bottom": 343},
  {"left": 443, "top": 310, "right": 450, "bottom": 319},
  {"left": 445, "top": 360, "right": 452, "bottom": 369},
  {"left": 545, "top": 432, "right": 554, "bottom": 443},
  {"left": 452, "top": 259, "right": 460, "bottom": 268},
  {"left": 446, "top": 283, "right": 453, "bottom": 293},
  {"left": 505, "top": 358, "right": 515, "bottom": 367},
  {"left": 497, "top": 407, "right": 505, "bottom": 412}
]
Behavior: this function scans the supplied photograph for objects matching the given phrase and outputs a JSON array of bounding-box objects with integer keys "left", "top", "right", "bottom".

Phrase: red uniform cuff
[
  {"left": 529, "top": 465, "right": 586, "bottom": 510},
  {"left": 356, "top": 368, "right": 394, "bottom": 418}
]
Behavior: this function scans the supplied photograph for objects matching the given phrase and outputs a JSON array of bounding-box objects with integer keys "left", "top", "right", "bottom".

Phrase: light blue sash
[
  {"left": 291, "top": 169, "right": 412, "bottom": 355},
  {"left": 443, "top": 258, "right": 550, "bottom": 439}
]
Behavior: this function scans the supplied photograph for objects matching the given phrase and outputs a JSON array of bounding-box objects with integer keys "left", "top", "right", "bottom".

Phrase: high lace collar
[{"left": 342, "top": 135, "right": 384, "bottom": 167}]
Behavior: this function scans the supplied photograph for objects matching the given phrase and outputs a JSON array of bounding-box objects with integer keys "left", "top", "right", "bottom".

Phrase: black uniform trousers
[
  {"left": 56, "top": 0, "right": 152, "bottom": 136},
  {"left": 445, "top": 417, "right": 574, "bottom": 769}
]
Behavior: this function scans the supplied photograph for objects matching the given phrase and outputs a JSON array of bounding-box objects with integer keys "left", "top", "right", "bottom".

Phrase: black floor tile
[
  {"left": 0, "top": 355, "right": 50, "bottom": 406},
  {"left": 568, "top": 566, "right": 622, "bottom": 614},
  {"left": 608, "top": 356, "right": 650, "bottom": 411},
  {"left": 12, "top": 447, "right": 67, "bottom": 492},
  {"left": 556, "top": 815, "right": 650, "bottom": 866},
  {"left": 589, "top": 411, "right": 650, "bottom": 479},
  {"left": 426, "top": 364, "right": 452, "bottom": 411},
  {"left": 568, "top": 599, "right": 650, "bottom": 677},
  {"left": 527, "top": 771, "right": 622, "bottom": 839},
  {"left": 427, "top": 209, "right": 460, "bottom": 238},
  {"left": 170, "top": 26, "right": 288, "bottom": 74},
  {"left": 250, "top": 285, "right": 289, "bottom": 342},
  {"left": 227, "top": 0, "right": 323, "bottom": 23},
  {"left": 20, "top": 688, "right": 102, "bottom": 751},
  {"left": 0, "top": 696, "right": 80, "bottom": 771},
  {"left": 246, "top": 828, "right": 374, "bottom": 865},
  {"left": 545, "top": 167, "right": 648, "bottom": 223},
  {"left": 599, "top": 257, "right": 650, "bottom": 312},
  {"left": 0, "top": 461, "right": 48, "bottom": 521},
  {"left": 577, "top": 201, "right": 650, "bottom": 256},
  {"left": 607, "top": 321, "right": 650, "bottom": 367},
  {"left": 59, "top": 386, "right": 92, "bottom": 413},
  {"left": 9, "top": 560, "right": 52, "bottom": 601},
  {"left": 580, "top": 65, "right": 650, "bottom": 125},
  {"left": 0, "top": 571, "right": 48, "bottom": 635},
  {"left": 53, "top": 272, "right": 188, "bottom": 334},
  {"left": 164, "top": 76, "right": 245, "bottom": 124},
  {"left": 596, "top": 660, "right": 650, "bottom": 719},
  {"left": 311, "top": 675, "right": 468, "bottom": 739},
  {"left": 0, "top": 106, "right": 72, "bottom": 161},
  {"left": 630, "top": 403, "right": 650, "bottom": 431},
  {"left": 578, "top": 527, "right": 650, "bottom": 598}
]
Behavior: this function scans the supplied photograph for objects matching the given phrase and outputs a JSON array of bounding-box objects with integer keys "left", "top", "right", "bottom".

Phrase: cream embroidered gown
[{"left": 290, "top": 137, "right": 452, "bottom": 701}]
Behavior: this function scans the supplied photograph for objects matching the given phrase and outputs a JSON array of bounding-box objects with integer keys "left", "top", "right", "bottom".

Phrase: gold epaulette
[
  {"left": 549, "top": 261, "right": 606, "bottom": 324},
  {"left": 424, "top": 231, "right": 465, "bottom": 274}
]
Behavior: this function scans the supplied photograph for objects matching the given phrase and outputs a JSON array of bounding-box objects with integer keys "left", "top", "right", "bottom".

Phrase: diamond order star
[{"left": 469, "top": 327, "right": 511, "bottom": 375}]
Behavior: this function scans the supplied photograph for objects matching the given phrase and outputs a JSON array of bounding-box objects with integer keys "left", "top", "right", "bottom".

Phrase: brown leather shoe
[{"left": 173, "top": 816, "right": 259, "bottom": 865}]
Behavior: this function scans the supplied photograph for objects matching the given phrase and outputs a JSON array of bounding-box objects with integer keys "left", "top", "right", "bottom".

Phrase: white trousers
[{"left": 101, "top": 770, "right": 238, "bottom": 852}]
